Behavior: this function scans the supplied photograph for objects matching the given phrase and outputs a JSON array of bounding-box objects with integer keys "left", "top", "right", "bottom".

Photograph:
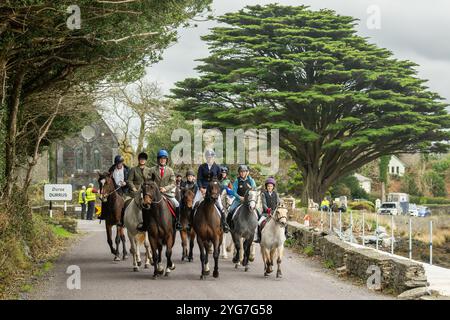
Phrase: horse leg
[
  {"left": 197, "top": 237, "right": 206, "bottom": 280},
  {"left": 144, "top": 233, "right": 152, "bottom": 268},
  {"left": 149, "top": 235, "right": 159, "bottom": 279},
  {"left": 249, "top": 242, "right": 255, "bottom": 262},
  {"left": 231, "top": 232, "right": 241, "bottom": 266},
  {"left": 127, "top": 230, "right": 138, "bottom": 271},
  {"left": 188, "top": 230, "right": 195, "bottom": 262},
  {"left": 243, "top": 238, "right": 252, "bottom": 271},
  {"left": 113, "top": 227, "right": 121, "bottom": 261},
  {"left": 220, "top": 233, "right": 228, "bottom": 259},
  {"left": 213, "top": 238, "right": 220, "bottom": 278},
  {"left": 276, "top": 247, "right": 283, "bottom": 278},
  {"left": 180, "top": 230, "right": 188, "bottom": 262},
  {"left": 165, "top": 234, "right": 175, "bottom": 276},
  {"left": 157, "top": 243, "right": 164, "bottom": 275},
  {"left": 106, "top": 223, "right": 116, "bottom": 256},
  {"left": 204, "top": 241, "right": 210, "bottom": 275},
  {"left": 120, "top": 227, "right": 128, "bottom": 260}
]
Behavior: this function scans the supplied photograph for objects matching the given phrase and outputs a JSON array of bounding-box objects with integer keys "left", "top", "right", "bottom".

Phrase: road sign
[{"left": 44, "top": 184, "right": 73, "bottom": 201}]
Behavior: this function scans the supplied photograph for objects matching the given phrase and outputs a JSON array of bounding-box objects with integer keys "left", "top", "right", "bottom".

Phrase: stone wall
[{"left": 287, "top": 221, "right": 428, "bottom": 294}]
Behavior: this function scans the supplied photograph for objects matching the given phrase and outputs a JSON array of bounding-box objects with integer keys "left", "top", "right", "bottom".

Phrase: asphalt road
[{"left": 30, "top": 220, "right": 391, "bottom": 300}]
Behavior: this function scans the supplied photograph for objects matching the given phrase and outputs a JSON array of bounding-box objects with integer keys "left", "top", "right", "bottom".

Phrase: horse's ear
[{"left": 256, "top": 185, "right": 262, "bottom": 192}]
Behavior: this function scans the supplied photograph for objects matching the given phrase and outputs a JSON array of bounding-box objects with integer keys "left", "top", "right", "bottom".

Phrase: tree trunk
[
  {"left": 136, "top": 115, "right": 145, "bottom": 154},
  {"left": 301, "top": 166, "right": 329, "bottom": 205},
  {"left": 4, "top": 68, "right": 25, "bottom": 197}
]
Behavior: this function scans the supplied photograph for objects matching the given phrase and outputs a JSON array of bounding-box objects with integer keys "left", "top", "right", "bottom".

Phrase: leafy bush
[
  {"left": 348, "top": 201, "right": 375, "bottom": 212},
  {"left": 303, "top": 245, "right": 314, "bottom": 257},
  {"left": 409, "top": 196, "right": 450, "bottom": 205}
]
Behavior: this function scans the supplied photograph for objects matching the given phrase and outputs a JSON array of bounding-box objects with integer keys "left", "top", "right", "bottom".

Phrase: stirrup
[{"left": 136, "top": 223, "right": 146, "bottom": 232}]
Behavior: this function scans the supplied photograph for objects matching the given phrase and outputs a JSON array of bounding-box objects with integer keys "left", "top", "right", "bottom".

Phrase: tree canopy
[{"left": 171, "top": 4, "right": 450, "bottom": 202}]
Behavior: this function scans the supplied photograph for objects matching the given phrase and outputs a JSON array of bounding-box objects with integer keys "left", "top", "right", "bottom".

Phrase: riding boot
[
  {"left": 254, "top": 224, "right": 261, "bottom": 243},
  {"left": 175, "top": 207, "right": 182, "bottom": 231},
  {"left": 137, "top": 209, "right": 150, "bottom": 232},
  {"left": 219, "top": 207, "right": 230, "bottom": 233}
]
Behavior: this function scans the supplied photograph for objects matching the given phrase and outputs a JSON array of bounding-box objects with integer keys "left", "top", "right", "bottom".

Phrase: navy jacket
[{"left": 197, "top": 163, "right": 221, "bottom": 189}]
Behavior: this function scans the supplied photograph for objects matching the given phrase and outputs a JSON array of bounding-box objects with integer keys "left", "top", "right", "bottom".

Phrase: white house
[
  {"left": 354, "top": 173, "right": 372, "bottom": 193},
  {"left": 388, "top": 155, "right": 406, "bottom": 176}
]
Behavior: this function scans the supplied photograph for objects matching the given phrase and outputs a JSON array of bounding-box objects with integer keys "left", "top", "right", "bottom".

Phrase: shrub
[
  {"left": 348, "top": 201, "right": 375, "bottom": 212},
  {"left": 303, "top": 245, "right": 314, "bottom": 257}
]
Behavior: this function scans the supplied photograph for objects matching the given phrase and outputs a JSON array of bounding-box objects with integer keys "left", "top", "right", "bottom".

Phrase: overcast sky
[{"left": 146, "top": 0, "right": 450, "bottom": 106}]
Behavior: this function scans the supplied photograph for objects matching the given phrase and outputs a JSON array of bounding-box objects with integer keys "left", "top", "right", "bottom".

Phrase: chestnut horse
[
  {"left": 141, "top": 178, "right": 176, "bottom": 278},
  {"left": 179, "top": 187, "right": 196, "bottom": 262},
  {"left": 193, "top": 178, "right": 223, "bottom": 279},
  {"left": 98, "top": 172, "right": 127, "bottom": 261}
]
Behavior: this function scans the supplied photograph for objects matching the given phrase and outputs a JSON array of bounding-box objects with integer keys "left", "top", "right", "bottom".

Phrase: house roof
[{"left": 389, "top": 155, "right": 406, "bottom": 167}]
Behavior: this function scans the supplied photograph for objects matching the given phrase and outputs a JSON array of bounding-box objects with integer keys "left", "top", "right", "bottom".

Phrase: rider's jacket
[
  {"left": 231, "top": 176, "right": 256, "bottom": 201},
  {"left": 261, "top": 190, "right": 280, "bottom": 214},
  {"left": 180, "top": 180, "right": 198, "bottom": 194},
  {"left": 197, "top": 162, "right": 221, "bottom": 189},
  {"left": 148, "top": 165, "right": 176, "bottom": 198},
  {"left": 108, "top": 163, "right": 130, "bottom": 193},
  {"left": 127, "top": 166, "right": 151, "bottom": 193}
]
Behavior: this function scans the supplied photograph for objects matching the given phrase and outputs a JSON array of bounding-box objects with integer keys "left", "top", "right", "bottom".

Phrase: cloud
[{"left": 146, "top": 0, "right": 450, "bottom": 106}]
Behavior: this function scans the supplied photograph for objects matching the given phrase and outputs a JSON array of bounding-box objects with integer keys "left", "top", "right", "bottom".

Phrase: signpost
[{"left": 44, "top": 184, "right": 72, "bottom": 217}]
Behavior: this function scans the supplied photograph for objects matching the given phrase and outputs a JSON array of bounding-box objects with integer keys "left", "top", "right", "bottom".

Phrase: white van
[{"left": 377, "top": 202, "right": 400, "bottom": 215}]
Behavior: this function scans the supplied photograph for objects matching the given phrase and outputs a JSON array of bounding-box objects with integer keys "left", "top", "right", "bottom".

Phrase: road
[{"left": 29, "top": 220, "right": 391, "bottom": 300}]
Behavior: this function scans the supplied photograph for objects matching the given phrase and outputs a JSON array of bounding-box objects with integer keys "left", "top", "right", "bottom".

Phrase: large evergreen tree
[{"left": 171, "top": 4, "right": 450, "bottom": 202}]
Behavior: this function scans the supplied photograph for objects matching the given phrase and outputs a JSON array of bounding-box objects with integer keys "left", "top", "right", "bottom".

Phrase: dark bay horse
[
  {"left": 180, "top": 187, "right": 196, "bottom": 262},
  {"left": 193, "top": 178, "right": 223, "bottom": 279},
  {"left": 141, "top": 178, "right": 176, "bottom": 278},
  {"left": 98, "top": 172, "right": 127, "bottom": 261}
]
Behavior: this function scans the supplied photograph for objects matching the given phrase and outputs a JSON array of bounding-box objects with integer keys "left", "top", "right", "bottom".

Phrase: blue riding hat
[{"left": 157, "top": 149, "right": 169, "bottom": 159}]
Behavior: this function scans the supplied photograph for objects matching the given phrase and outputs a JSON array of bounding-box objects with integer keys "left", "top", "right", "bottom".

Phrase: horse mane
[{"left": 205, "top": 178, "right": 220, "bottom": 202}]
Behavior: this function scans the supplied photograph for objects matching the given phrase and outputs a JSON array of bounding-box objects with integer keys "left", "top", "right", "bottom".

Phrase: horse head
[
  {"left": 244, "top": 185, "right": 259, "bottom": 212},
  {"left": 98, "top": 172, "right": 114, "bottom": 203},
  {"left": 274, "top": 206, "right": 288, "bottom": 227},
  {"left": 182, "top": 187, "right": 195, "bottom": 209},
  {"left": 206, "top": 178, "right": 221, "bottom": 201},
  {"left": 141, "top": 179, "right": 161, "bottom": 209}
]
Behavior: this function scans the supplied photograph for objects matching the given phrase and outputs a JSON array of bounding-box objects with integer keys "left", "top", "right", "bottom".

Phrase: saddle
[{"left": 163, "top": 196, "right": 177, "bottom": 218}]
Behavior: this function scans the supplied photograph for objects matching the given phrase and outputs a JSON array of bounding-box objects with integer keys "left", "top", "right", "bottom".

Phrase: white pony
[
  {"left": 123, "top": 199, "right": 153, "bottom": 272},
  {"left": 260, "top": 206, "right": 288, "bottom": 278}
]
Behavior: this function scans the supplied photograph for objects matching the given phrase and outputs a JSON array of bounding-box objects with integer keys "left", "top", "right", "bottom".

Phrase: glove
[
  {"left": 226, "top": 187, "right": 233, "bottom": 196},
  {"left": 267, "top": 208, "right": 271, "bottom": 215}
]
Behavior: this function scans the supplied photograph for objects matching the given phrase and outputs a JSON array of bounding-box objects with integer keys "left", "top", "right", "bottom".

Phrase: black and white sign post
[{"left": 44, "top": 184, "right": 73, "bottom": 218}]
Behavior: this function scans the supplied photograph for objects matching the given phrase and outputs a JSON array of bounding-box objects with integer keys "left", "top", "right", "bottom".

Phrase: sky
[{"left": 146, "top": 0, "right": 450, "bottom": 106}]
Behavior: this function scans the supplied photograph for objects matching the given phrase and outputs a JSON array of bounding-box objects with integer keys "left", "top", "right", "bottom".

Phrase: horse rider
[
  {"left": 180, "top": 169, "right": 198, "bottom": 231},
  {"left": 255, "top": 177, "right": 281, "bottom": 243},
  {"left": 219, "top": 166, "right": 232, "bottom": 191},
  {"left": 127, "top": 152, "right": 151, "bottom": 231},
  {"left": 180, "top": 169, "right": 198, "bottom": 194},
  {"left": 175, "top": 173, "right": 183, "bottom": 189},
  {"left": 147, "top": 149, "right": 181, "bottom": 231},
  {"left": 193, "top": 149, "right": 230, "bottom": 233},
  {"left": 226, "top": 164, "right": 257, "bottom": 228},
  {"left": 108, "top": 155, "right": 130, "bottom": 198}
]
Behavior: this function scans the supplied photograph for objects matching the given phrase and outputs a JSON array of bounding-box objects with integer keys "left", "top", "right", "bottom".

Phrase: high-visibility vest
[
  {"left": 78, "top": 190, "right": 86, "bottom": 204},
  {"left": 321, "top": 200, "right": 329, "bottom": 207},
  {"left": 86, "top": 187, "right": 96, "bottom": 202}
]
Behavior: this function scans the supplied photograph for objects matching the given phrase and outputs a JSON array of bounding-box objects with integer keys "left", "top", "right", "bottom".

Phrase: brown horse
[
  {"left": 193, "top": 178, "right": 223, "bottom": 279},
  {"left": 98, "top": 172, "right": 127, "bottom": 261},
  {"left": 179, "top": 187, "right": 196, "bottom": 262},
  {"left": 141, "top": 178, "right": 176, "bottom": 279}
]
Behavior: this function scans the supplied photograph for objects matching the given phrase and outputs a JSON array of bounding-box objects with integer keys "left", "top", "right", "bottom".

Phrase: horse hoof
[
  {"left": 170, "top": 264, "right": 176, "bottom": 271},
  {"left": 152, "top": 275, "right": 159, "bottom": 279},
  {"left": 144, "top": 264, "right": 150, "bottom": 269},
  {"left": 213, "top": 271, "right": 219, "bottom": 278},
  {"left": 264, "top": 273, "right": 269, "bottom": 277},
  {"left": 235, "top": 264, "right": 239, "bottom": 269},
  {"left": 114, "top": 256, "right": 121, "bottom": 262},
  {"left": 200, "top": 275, "right": 205, "bottom": 280},
  {"left": 137, "top": 261, "right": 142, "bottom": 266},
  {"left": 133, "top": 267, "right": 139, "bottom": 272},
  {"left": 188, "top": 257, "right": 193, "bottom": 262},
  {"left": 277, "top": 272, "right": 282, "bottom": 278},
  {"left": 202, "top": 270, "right": 210, "bottom": 276},
  {"left": 249, "top": 256, "right": 255, "bottom": 262},
  {"left": 245, "top": 266, "right": 249, "bottom": 272},
  {"left": 157, "top": 270, "right": 164, "bottom": 275},
  {"left": 123, "top": 255, "right": 128, "bottom": 260}
]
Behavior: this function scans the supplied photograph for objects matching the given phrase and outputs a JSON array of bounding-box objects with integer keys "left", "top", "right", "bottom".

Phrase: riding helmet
[
  {"left": 220, "top": 166, "right": 229, "bottom": 173},
  {"left": 265, "top": 177, "right": 276, "bottom": 187},
  {"left": 138, "top": 152, "right": 148, "bottom": 160},
  {"left": 114, "top": 155, "right": 124, "bottom": 165},
  {"left": 204, "top": 149, "right": 216, "bottom": 158},
  {"left": 238, "top": 164, "right": 249, "bottom": 172},
  {"left": 186, "top": 169, "right": 195, "bottom": 177},
  {"left": 157, "top": 149, "right": 169, "bottom": 159}
]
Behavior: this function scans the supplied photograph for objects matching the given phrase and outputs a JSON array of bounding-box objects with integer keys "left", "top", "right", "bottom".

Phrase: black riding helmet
[
  {"left": 186, "top": 169, "right": 195, "bottom": 177},
  {"left": 138, "top": 152, "right": 148, "bottom": 160},
  {"left": 114, "top": 155, "right": 124, "bottom": 165}
]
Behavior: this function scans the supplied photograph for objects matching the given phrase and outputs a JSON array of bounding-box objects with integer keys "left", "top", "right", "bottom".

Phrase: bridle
[
  {"left": 141, "top": 183, "right": 164, "bottom": 205},
  {"left": 99, "top": 177, "right": 121, "bottom": 201},
  {"left": 271, "top": 207, "right": 287, "bottom": 227}
]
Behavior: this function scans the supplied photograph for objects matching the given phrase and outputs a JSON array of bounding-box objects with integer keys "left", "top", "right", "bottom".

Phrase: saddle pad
[
  {"left": 232, "top": 205, "right": 258, "bottom": 221},
  {"left": 163, "top": 197, "right": 176, "bottom": 218},
  {"left": 193, "top": 200, "right": 221, "bottom": 219}
]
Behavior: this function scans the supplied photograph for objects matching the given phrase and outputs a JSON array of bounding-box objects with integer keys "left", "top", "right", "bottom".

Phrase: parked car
[
  {"left": 409, "top": 203, "right": 419, "bottom": 216},
  {"left": 377, "top": 202, "right": 400, "bottom": 215},
  {"left": 417, "top": 206, "right": 431, "bottom": 217}
]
